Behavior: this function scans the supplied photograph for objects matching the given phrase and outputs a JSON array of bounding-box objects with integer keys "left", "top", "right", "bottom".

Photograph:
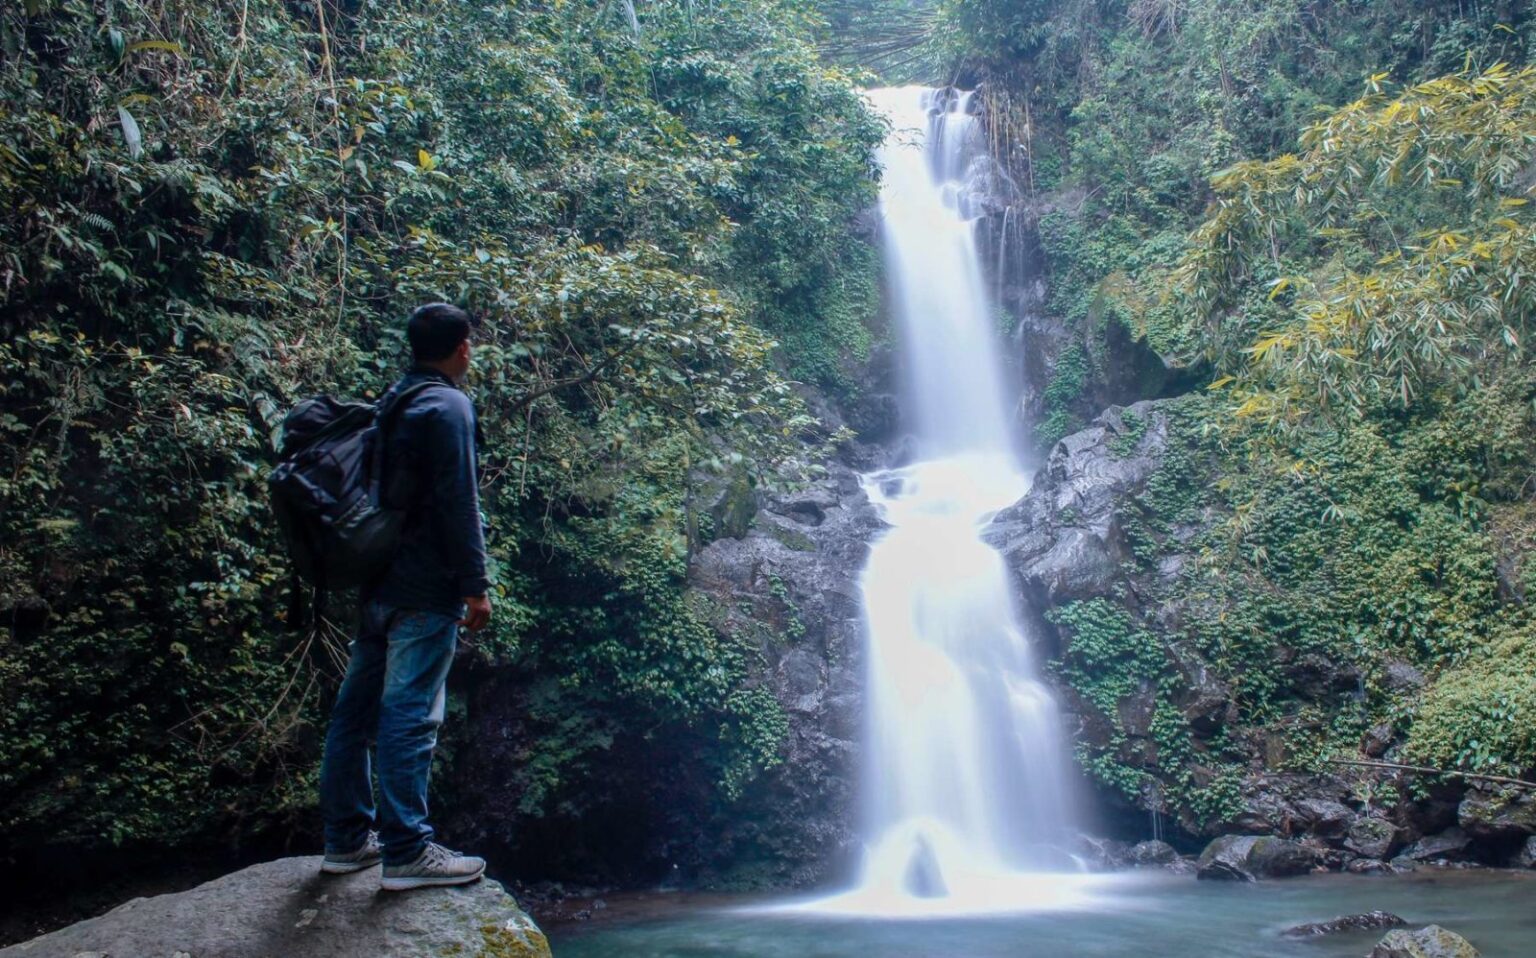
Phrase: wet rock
[
  {"left": 1295, "top": 798, "right": 1354, "bottom": 839},
  {"left": 702, "top": 470, "right": 759, "bottom": 540},
  {"left": 1164, "top": 856, "right": 1199, "bottom": 875},
  {"left": 1369, "top": 924, "right": 1480, "bottom": 958},
  {"left": 1282, "top": 910, "right": 1407, "bottom": 938},
  {"left": 1346, "top": 817, "right": 1403, "bottom": 860},
  {"left": 988, "top": 400, "right": 1171, "bottom": 608},
  {"left": 0, "top": 857, "right": 550, "bottom": 958},
  {"left": 1197, "top": 835, "right": 1260, "bottom": 881},
  {"left": 1116, "top": 682, "right": 1157, "bottom": 737},
  {"left": 1361, "top": 723, "right": 1395, "bottom": 757},
  {"left": 1394, "top": 827, "right": 1473, "bottom": 865},
  {"left": 1247, "top": 836, "right": 1323, "bottom": 877},
  {"left": 1382, "top": 661, "right": 1427, "bottom": 692},
  {"left": 1128, "top": 839, "right": 1178, "bottom": 866},
  {"left": 1457, "top": 786, "right": 1536, "bottom": 841},
  {"left": 1285, "top": 651, "right": 1361, "bottom": 699},
  {"left": 1346, "top": 857, "right": 1392, "bottom": 874},
  {"left": 1166, "top": 642, "right": 1234, "bottom": 736},
  {"left": 1074, "top": 834, "right": 1132, "bottom": 871},
  {"left": 1195, "top": 835, "right": 1319, "bottom": 881}
]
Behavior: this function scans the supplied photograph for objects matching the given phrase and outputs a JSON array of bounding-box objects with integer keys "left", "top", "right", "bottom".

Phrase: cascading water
[{"left": 807, "top": 86, "right": 1084, "bottom": 917}]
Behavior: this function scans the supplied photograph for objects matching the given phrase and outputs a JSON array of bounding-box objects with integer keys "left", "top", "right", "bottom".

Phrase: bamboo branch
[{"left": 1322, "top": 757, "right": 1536, "bottom": 790}]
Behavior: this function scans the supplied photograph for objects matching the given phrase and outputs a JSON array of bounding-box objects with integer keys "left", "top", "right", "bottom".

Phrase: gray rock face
[
  {"left": 0, "top": 856, "right": 549, "bottom": 958},
  {"left": 1370, "top": 925, "right": 1481, "bottom": 958},
  {"left": 1195, "top": 835, "right": 1320, "bottom": 881},
  {"left": 1283, "top": 911, "right": 1407, "bottom": 938},
  {"left": 683, "top": 461, "right": 886, "bottom": 885},
  {"left": 1457, "top": 787, "right": 1536, "bottom": 841},
  {"left": 988, "top": 402, "right": 1169, "bottom": 608}
]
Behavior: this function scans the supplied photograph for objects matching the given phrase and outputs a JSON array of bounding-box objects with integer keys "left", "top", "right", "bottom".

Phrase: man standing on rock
[{"left": 318, "top": 302, "right": 493, "bottom": 891}]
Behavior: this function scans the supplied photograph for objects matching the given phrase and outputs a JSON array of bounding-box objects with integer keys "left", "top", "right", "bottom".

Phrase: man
[{"left": 317, "top": 302, "right": 494, "bottom": 890}]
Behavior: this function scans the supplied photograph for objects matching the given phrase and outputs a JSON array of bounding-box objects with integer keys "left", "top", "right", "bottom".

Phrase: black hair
[{"left": 406, "top": 302, "right": 477, "bottom": 363}]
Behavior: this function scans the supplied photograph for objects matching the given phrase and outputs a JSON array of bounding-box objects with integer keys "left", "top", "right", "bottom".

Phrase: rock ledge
[{"left": 0, "top": 856, "right": 550, "bottom": 958}]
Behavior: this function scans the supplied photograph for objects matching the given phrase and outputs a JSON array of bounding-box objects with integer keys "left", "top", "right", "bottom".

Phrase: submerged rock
[
  {"left": 0, "top": 856, "right": 550, "bottom": 958},
  {"left": 1282, "top": 910, "right": 1406, "bottom": 938},
  {"left": 1346, "top": 858, "right": 1392, "bottom": 874},
  {"left": 1369, "top": 924, "right": 1480, "bottom": 958}
]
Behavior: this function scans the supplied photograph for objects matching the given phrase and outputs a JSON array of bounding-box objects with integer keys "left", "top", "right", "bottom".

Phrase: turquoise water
[{"left": 548, "top": 870, "right": 1536, "bottom": 957}]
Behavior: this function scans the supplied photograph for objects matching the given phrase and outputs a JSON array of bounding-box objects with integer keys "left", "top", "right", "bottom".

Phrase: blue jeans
[{"left": 319, "top": 598, "right": 459, "bottom": 866}]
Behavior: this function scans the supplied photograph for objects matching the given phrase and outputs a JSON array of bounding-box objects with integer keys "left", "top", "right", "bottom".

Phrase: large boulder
[
  {"left": 1195, "top": 834, "right": 1319, "bottom": 881},
  {"left": 0, "top": 856, "right": 550, "bottom": 958},
  {"left": 1457, "top": 787, "right": 1536, "bottom": 841},
  {"left": 1370, "top": 925, "right": 1480, "bottom": 958},
  {"left": 1346, "top": 817, "right": 1403, "bottom": 860}
]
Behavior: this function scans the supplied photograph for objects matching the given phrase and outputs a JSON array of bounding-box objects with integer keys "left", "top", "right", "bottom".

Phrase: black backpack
[{"left": 268, "top": 380, "right": 441, "bottom": 628}]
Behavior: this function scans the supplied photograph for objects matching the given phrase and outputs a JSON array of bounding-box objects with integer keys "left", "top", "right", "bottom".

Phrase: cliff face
[
  {"left": 986, "top": 400, "right": 1536, "bottom": 871},
  {"left": 442, "top": 442, "right": 886, "bottom": 890}
]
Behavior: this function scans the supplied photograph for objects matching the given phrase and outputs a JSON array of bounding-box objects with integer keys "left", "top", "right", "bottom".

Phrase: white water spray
[{"left": 806, "top": 86, "right": 1082, "bottom": 917}]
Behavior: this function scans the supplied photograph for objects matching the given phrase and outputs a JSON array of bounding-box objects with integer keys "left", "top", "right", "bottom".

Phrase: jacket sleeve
[{"left": 427, "top": 389, "right": 489, "bottom": 597}]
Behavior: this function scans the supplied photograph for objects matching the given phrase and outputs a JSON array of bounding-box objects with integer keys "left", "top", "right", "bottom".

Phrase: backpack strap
[{"left": 367, "top": 379, "right": 452, "bottom": 506}]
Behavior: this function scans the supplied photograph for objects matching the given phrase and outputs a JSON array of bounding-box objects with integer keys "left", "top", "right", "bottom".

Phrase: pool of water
[{"left": 547, "top": 869, "right": 1536, "bottom": 957}]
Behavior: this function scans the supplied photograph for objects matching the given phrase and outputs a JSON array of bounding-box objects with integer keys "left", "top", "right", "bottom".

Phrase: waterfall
[{"left": 808, "top": 86, "right": 1082, "bottom": 917}]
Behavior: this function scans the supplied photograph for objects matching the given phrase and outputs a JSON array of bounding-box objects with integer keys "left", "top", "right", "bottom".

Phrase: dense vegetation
[
  {"left": 0, "top": 0, "right": 882, "bottom": 857},
  {"left": 7, "top": 0, "right": 1536, "bottom": 888},
  {"left": 913, "top": 0, "right": 1536, "bottom": 830}
]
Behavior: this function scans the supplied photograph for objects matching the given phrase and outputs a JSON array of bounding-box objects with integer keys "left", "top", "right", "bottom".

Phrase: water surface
[{"left": 549, "top": 870, "right": 1536, "bottom": 958}]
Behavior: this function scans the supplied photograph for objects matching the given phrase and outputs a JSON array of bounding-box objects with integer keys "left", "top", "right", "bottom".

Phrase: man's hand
[{"left": 460, "top": 594, "right": 492, "bottom": 631}]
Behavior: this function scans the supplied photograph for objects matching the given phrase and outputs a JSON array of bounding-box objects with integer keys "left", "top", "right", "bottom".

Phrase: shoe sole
[
  {"left": 380, "top": 867, "right": 486, "bottom": 892},
  {"left": 321, "top": 858, "right": 382, "bottom": 874}
]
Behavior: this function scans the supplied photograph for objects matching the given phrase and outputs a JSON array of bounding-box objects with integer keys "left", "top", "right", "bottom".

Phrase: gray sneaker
[
  {"left": 321, "top": 831, "right": 382, "bottom": 874},
  {"left": 381, "top": 841, "right": 486, "bottom": 891}
]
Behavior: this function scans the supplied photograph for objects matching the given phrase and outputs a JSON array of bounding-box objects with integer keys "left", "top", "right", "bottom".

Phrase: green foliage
[
  {"left": 929, "top": 0, "right": 1536, "bottom": 829},
  {"left": 1408, "top": 616, "right": 1536, "bottom": 774},
  {"left": 0, "top": 0, "right": 881, "bottom": 853},
  {"left": 1052, "top": 388, "right": 1536, "bottom": 829},
  {"left": 1173, "top": 64, "right": 1536, "bottom": 429}
]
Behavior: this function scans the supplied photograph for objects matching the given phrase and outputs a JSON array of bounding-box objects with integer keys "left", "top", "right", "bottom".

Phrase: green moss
[{"left": 478, "top": 919, "right": 552, "bottom": 958}]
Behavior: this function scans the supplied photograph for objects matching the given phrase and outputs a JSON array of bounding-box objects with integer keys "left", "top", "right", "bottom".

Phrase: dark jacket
[{"left": 365, "top": 367, "right": 489, "bottom": 616}]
